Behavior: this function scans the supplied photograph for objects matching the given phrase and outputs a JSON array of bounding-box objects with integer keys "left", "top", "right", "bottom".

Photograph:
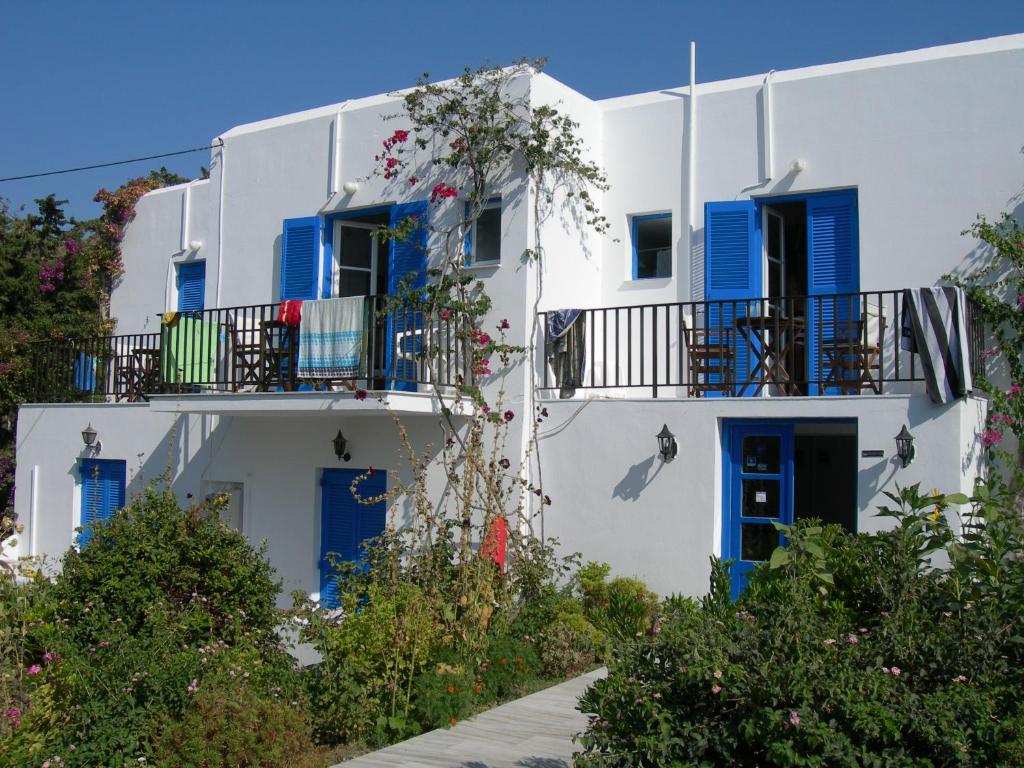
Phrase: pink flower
[
  {"left": 1017, "top": 294, "right": 1024, "bottom": 309},
  {"left": 499, "top": 318, "right": 510, "bottom": 330},
  {"left": 1010, "top": 384, "right": 1022, "bottom": 397},
  {"left": 386, "top": 157, "right": 398, "bottom": 169},
  {"left": 503, "top": 410, "right": 514, "bottom": 422},
  {"left": 430, "top": 183, "right": 459, "bottom": 203},
  {"left": 43, "top": 650, "right": 60, "bottom": 663},
  {"left": 891, "top": 666, "right": 901, "bottom": 677},
  {"left": 408, "top": 176, "right": 418, "bottom": 185},
  {"left": 711, "top": 684, "right": 722, "bottom": 695},
  {"left": 64, "top": 238, "right": 80, "bottom": 256},
  {"left": 440, "top": 309, "right": 450, "bottom": 320},
  {"left": 846, "top": 635, "right": 860, "bottom": 644},
  {"left": 4, "top": 706, "right": 22, "bottom": 727},
  {"left": 482, "top": 406, "right": 491, "bottom": 414},
  {"left": 477, "top": 332, "right": 491, "bottom": 346},
  {"left": 789, "top": 710, "right": 801, "bottom": 726},
  {"left": 355, "top": 389, "right": 368, "bottom": 401},
  {"left": 26, "top": 664, "right": 42, "bottom": 676},
  {"left": 982, "top": 429, "right": 1004, "bottom": 447}
]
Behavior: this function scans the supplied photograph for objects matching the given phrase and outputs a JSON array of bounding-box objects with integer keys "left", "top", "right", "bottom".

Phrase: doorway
[
  {"left": 333, "top": 211, "right": 390, "bottom": 298},
  {"left": 724, "top": 420, "right": 857, "bottom": 597}
]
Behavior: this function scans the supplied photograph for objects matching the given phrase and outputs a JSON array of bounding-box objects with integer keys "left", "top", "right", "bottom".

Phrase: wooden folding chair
[{"left": 683, "top": 324, "right": 735, "bottom": 397}]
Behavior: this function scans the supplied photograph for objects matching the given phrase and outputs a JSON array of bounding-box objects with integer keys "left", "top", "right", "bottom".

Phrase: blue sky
[{"left": 2, "top": 0, "right": 1022, "bottom": 220}]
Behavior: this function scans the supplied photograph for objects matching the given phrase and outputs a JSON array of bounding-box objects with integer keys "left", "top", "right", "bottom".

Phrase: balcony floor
[{"left": 146, "top": 390, "right": 474, "bottom": 418}]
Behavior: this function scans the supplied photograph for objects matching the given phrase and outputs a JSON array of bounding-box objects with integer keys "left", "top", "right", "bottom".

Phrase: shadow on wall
[{"left": 611, "top": 455, "right": 660, "bottom": 502}]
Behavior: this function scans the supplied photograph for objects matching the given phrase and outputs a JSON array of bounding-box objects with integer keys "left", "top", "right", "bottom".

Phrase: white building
[{"left": 16, "top": 34, "right": 1022, "bottom": 600}]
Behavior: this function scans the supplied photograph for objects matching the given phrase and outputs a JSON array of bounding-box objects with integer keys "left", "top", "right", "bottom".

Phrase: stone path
[{"left": 333, "top": 668, "right": 606, "bottom": 768}]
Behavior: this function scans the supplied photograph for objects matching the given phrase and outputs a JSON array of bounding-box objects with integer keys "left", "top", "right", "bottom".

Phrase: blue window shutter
[
  {"left": 176, "top": 261, "right": 206, "bottom": 312},
  {"left": 806, "top": 192, "right": 859, "bottom": 394},
  {"left": 79, "top": 459, "right": 127, "bottom": 547},
  {"left": 386, "top": 201, "right": 429, "bottom": 393},
  {"left": 387, "top": 201, "right": 429, "bottom": 294},
  {"left": 281, "top": 217, "right": 321, "bottom": 300},
  {"left": 319, "top": 468, "right": 387, "bottom": 608},
  {"left": 704, "top": 201, "right": 762, "bottom": 397}
]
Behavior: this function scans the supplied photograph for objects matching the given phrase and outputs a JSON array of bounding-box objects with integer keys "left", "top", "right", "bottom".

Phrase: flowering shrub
[
  {"left": 0, "top": 487, "right": 310, "bottom": 767},
  {"left": 577, "top": 484, "right": 1024, "bottom": 766}
]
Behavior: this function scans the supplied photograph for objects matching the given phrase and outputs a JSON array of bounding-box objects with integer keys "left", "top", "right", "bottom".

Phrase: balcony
[
  {"left": 28, "top": 295, "right": 474, "bottom": 405},
  {"left": 538, "top": 291, "right": 985, "bottom": 399}
]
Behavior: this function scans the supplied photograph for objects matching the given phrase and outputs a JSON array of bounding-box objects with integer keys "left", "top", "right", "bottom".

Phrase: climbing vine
[
  {"left": 950, "top": 210, "right": 1024, "bottom": 492},
  {"left": 347, "top": 60, "right": 608, "bottom": 643}
]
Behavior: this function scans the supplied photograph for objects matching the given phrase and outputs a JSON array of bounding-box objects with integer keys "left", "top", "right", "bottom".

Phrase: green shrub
[
  {"left": 411, "top": 660, "right": 478, "bottom": 730},
  {"left": 580, "top": 564, "right": 658, "bottom": 644},
  {"left": 479, "top": 635, "right": 539, "bottom": 700},
  {"left": 577, "top": 485, "right": 1024, "bottom": 767},
  {"left": 151, "top": 681, "right": 315, "bottom": 768},
  {"left": 537, "top": 620, "right": 597, "bottom": 679},
  {"left": 57, "top": 488, "right": 280, "bottom": 643},
  {"left": 1, "top": 487, "right": 303, "bottom": 767}
]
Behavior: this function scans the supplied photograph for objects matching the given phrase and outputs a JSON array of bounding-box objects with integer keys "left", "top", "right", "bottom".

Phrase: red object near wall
[
  {"left": 482, "top": 517, "right": 508, "bottom": 573},
  {"left": 277, "top": 299, "right": 303, "bottom": 327}
]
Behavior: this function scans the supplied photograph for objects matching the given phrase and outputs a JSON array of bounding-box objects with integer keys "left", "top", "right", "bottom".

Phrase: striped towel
[
  {"left": 298, "top": 297, "right": 365, "bottom": 379},
  {"left": 900, "top": 287, "right": 972, "bottom": 404}
]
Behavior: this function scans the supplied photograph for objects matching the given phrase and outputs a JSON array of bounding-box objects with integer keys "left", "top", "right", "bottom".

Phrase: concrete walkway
[{"left": 334, "top": 668, "right": 606, "bottom": 768}]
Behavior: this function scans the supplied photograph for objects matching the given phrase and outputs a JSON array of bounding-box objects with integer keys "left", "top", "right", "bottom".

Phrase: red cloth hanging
[
  {"left": 277, "top": 299, "right": 303, "bottom": 327},
  {"left": 482, "top": 517, "right": 508, "bottom": 573}
]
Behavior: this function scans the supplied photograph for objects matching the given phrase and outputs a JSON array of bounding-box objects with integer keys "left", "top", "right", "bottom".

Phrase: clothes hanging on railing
[
  {"left": 73, "top": 352, "right": 96, "bottom": 392},
  {"left": 900, "top": 287, "right": 973, "bottom": 404},
  {"left": 277, "top": 299, "right": 303, "bottom": 328},
  {"left": 160, "top": 318, "right": 219, "bottom": 385},
  {"left": 297, "top": 296, "right": 365, "bottom": 379},
  {"left": 546, "top": 309, "right": 585, "bottom": 399}
]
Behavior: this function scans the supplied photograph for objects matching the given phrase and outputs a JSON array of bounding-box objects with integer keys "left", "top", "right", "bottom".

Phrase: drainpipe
[
  {"left": 215, "top": 139, "right": 226, "bottom": 307},
  {"left": 687, "top": 41, "right": 698, "bottom": 300},
  {"left": 29, "top": 465, "right": 39, "bottom": 556},
  {"left": 762, "top": 70, "right": 775, "bottom": 183}
]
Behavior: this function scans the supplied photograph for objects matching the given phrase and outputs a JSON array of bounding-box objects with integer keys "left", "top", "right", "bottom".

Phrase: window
[
  {"left": 465, "top": 198, "right": 501, "bottom": 265},
  {"left": 632, "top": 213, "right": 672, "bottom": 279},
  {"left": 176, "top": 260, "right": 206, "bottom": 311}
]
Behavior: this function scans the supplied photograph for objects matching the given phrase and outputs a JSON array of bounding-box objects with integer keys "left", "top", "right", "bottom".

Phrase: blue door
[
  {"left": 79, "top": 458, "right": 127, "bottom": 547},
  {"left": 319, "top": 467, "right": 387, "bottom": 607},
  {"left": 724, "top": 423, "right": 793, "bottom": 598}
]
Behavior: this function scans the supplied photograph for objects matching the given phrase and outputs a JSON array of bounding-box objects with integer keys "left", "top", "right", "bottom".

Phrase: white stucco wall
[
  {"left": 14, "top": 402, "right": 466, "bottom": 603},
  {"left": 537, "top": 393, "right": 987, "bottom": 599}
]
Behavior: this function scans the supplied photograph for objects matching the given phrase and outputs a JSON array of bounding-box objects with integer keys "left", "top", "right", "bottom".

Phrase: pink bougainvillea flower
[
  {"left": 499, "top": 318, "right": 510, "bottom": 330},
  {"left": 477, "top": 333, "right": 491, "bottom": 346},
  {"left": 64, "top": 238, "right": 80, "bottom": 256},
  {"left": 982, "top": 429, "right": 1004, "bottom": 447}
]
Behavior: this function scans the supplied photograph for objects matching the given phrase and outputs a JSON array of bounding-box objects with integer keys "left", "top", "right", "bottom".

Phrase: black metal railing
[
  {"left": 28, "top": 296, "right": 473, "bottom": 403},
  {"left": 539, "top": 290, "right": 986, "bottom": 398}
]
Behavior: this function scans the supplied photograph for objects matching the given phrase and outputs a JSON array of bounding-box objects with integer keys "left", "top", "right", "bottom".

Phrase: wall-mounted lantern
[
  {"left": 894, "top": 425, "right": 915, "bottom": 468},
  {"left": 656, "top": 424, "right": 678, "bottom": 462},
  {"left": 81, "top": 423, "right": 101, "bottom": 455},
  {"left": 342, "top": 180, "right": 360, "bottom": 196},
  {"left": 332, "top": 430, "right": 351, "bottom": 462}
]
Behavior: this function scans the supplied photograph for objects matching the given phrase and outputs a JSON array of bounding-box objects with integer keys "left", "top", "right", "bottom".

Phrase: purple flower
[
  {"left": 26, "top": 664, "right": 42, "bottom": 676},
  {"left": 64, "top": 238, "right": 80, "bottom": 256}
]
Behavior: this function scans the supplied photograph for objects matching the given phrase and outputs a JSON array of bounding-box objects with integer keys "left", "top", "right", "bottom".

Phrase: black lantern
[
  {"left": 656, "top": 424, "right": 678, "bottom": 462},
  {"left": 81, "top": 423, "right": 98, "bottom": 452},
  {"left": 894, "top": 425, "right": 915, "bottom": 468},
  {"left": 332, "top": 430, "right": 351, "bottom": 462}
]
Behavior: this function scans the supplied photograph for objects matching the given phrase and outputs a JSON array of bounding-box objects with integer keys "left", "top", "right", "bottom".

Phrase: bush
[
  {"left": 1, "top": 487, "right": 306, "bottom": 767},
  {"left": 57, "top": 488, "right": 280, "bottom": 642},
  {"left": 579, "top": 562, "right": 658, "bottom": 644},
  {"left": 151, "top": 682, "right": 315, "bottom": 768},
  {"left": 576, "top": 485, "right": 1024, "bottom": 767}
]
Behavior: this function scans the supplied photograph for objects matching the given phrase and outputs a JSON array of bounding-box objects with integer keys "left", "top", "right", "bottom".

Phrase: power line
[{"left": 0, "top": 143, "right": 221, "bottom": 183}]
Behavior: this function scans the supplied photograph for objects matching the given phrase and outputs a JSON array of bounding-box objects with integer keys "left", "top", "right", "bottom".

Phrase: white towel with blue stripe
[{"left": 297, "top": 297, "right": 365, "bottom": 379}]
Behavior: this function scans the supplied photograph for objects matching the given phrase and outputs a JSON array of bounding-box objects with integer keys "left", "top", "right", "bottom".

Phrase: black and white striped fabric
[{"left": 900, "top": 287, "right": 973, "bottom": 404}]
